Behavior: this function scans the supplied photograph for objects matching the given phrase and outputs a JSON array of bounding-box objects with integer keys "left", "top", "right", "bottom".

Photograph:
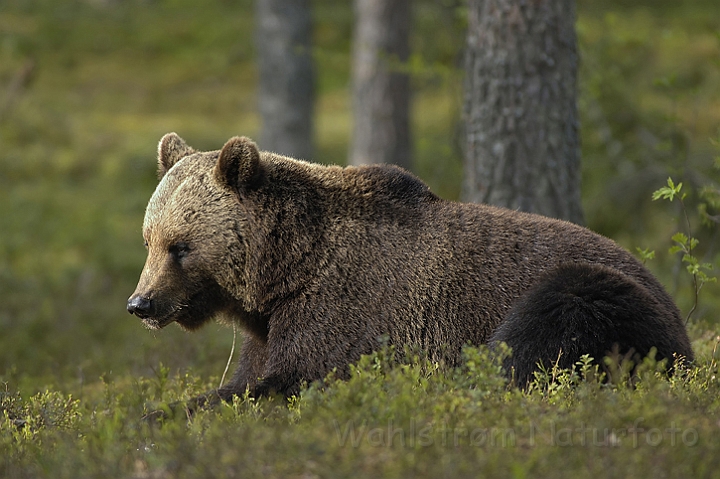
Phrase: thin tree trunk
[
  {"left": 256, "top": 0, "right": 315, "bottom": 160},
  {"left": 349, "top": 0, "right": 412, "bottom": 169},
  {"left": 462, "top": 0, "right": 583, "bottom": 224}
]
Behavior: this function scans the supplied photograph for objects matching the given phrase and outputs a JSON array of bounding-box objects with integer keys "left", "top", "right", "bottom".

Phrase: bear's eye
[
  {"left": 143, "top": 240, "right": 149, "bottom": 249},
  {"left": 169, "top": 242, "right": 191, "bottom": 261}
]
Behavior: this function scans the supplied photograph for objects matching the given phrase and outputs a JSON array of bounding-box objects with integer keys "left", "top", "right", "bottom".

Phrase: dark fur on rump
[{"left": 490, "top": 263, "right": 692, "bottom": 386}]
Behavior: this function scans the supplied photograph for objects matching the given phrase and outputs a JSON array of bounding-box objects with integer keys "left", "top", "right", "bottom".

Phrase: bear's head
[{"left": 127, "top": 133, "right": 261, "bottom": 330}]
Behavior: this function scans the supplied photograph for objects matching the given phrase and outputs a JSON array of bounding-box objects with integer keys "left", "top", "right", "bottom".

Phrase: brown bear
[{"left": 128, "top": 133, "right": 693, "bottom": 399}]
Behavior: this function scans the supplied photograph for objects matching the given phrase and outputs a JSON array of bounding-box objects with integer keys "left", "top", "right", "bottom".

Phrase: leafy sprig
[{"left": 652, "top": 178, "right": 716, "bottom": 323}]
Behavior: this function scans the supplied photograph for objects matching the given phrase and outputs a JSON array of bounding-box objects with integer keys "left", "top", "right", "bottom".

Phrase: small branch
[{"left": 679, "top": 195, "right": 699, "bottom": 324}]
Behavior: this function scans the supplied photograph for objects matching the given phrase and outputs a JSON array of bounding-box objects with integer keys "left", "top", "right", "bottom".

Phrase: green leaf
[
  {"left": 671, "top": 232, "right": 689, "bottom": 247},
  {"left": 635, "top": 247, "right": 655, "bottom": 263},
  {"left": 681, "top": 254, "right": 698, "bottom": 266},
  {"left": 651, "top": 188, "right": 670, "bottom": 201},
  {"left": 652, "top": 178, "right": 683, "bottom": 202}
]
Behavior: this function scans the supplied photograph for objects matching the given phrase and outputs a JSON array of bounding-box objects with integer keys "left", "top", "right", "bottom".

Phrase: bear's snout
[{"left": 127, "top": 295, "right": 154, "bottom": 319}]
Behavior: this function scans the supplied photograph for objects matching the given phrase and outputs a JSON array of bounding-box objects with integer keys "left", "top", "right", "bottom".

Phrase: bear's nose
[{"left": 127, "top": 295, "right": 154, "bottom": 319}]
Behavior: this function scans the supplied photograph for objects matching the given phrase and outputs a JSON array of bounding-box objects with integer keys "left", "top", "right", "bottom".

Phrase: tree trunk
[
  {"left": 349, "top": 0, "right": 412, "bottom": 169},
  {"left": 256, "top": 0, "right": 315, "bottom": 160},
  {"left": 462, "top": 0, "right": 583, "bottom": 224}
]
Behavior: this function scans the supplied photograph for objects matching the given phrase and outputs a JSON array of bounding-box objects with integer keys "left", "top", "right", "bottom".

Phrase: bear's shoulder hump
[{"left": 358, "top": 164, "right": 439, "bottom": 204}]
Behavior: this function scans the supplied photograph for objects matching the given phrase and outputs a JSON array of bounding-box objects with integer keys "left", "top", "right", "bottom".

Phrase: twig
[
  {"left": 679, "top": 195, "right": 699, "bottom": 324},
  {"left": 219, "top": 323, "right": 237, "bottom": 389}
]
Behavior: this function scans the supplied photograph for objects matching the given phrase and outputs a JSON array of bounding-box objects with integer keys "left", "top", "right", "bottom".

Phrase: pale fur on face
[{"left": 132, "top": 151, "right": 249, "bottom": 329}]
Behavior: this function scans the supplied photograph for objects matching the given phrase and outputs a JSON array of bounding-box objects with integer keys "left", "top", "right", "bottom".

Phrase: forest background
[{"left": 1, "top": 0, "right": 720, "bottom": 477}]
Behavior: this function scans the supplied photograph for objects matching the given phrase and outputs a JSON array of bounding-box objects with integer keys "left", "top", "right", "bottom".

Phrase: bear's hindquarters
[{"left": 489, "top": 263, "right": 694, "bottom": 386}]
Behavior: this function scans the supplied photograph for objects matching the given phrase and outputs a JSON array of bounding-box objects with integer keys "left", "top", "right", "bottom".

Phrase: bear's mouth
[
  {"left": 137, "top": 299, "right": 196, "bottom": 330},
  {"left": 141, "top": 316, "right": 177, "bottom": 330},
  {"left": 135, "top": 290, "right": 220, "bottom": 332}
]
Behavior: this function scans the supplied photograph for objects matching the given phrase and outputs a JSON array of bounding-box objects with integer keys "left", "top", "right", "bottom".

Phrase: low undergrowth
[{"left": 3, "top": 341, "right": 720, "bottom": 479}]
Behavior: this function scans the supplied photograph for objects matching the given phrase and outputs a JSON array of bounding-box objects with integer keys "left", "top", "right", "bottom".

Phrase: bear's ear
[
  {"left": 157, "top": 133, "right": 196, "bottom": 179},
  {"left": 215, "top": 136, "right": 262, "bottom": 193}
]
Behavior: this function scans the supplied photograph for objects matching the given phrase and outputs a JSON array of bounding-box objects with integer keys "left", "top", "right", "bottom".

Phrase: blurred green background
[{"left": 1, "top": 0, "right": 719, "bottom": 395}]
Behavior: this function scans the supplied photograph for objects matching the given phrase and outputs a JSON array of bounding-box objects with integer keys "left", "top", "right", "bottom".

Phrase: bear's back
[{"left": 350, "top": 164, "right": 440, "bottom": 206}]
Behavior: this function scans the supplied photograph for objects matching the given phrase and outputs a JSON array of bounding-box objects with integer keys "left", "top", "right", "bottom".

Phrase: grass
[
  {"left": 4, "top": 345, "right": 720, "bottom": 478},
  {"left": 1, "top": 0, "right": 720, "bottom": 476}
]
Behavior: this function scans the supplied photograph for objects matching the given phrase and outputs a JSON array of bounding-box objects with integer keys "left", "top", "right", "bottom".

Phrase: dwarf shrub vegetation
[{"left": 4, "top": 345, "right": 720, "bottom": 478}]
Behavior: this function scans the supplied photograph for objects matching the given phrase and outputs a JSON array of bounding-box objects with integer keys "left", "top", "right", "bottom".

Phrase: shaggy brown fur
[{"left": 128, "top": 134, "right": 693, "bottom": 399}]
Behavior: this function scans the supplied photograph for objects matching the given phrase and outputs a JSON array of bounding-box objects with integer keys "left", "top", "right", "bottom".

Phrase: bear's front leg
[
  {"left": 223, "top": 337, "right": 303, "bottom": 399},
  {"left": 217, "top": 333, "right": 269, "bottom": 400},
  {"left": 250, "top": 316, "right": 332, "bottom": 399},
  {"left": 247, "top": 303, "right": 372, "bottom": 399}
]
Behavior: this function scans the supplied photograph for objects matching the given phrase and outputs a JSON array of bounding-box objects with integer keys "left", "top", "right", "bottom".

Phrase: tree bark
[
  {"left": 349, "top": 0, "right": 412, "bottom": 169},
  {"left": 462, "top": 0, "right": 583, "bottom": 224},
  {"left": 256, "top": 0, "right": 315, "bottom": 160}
]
